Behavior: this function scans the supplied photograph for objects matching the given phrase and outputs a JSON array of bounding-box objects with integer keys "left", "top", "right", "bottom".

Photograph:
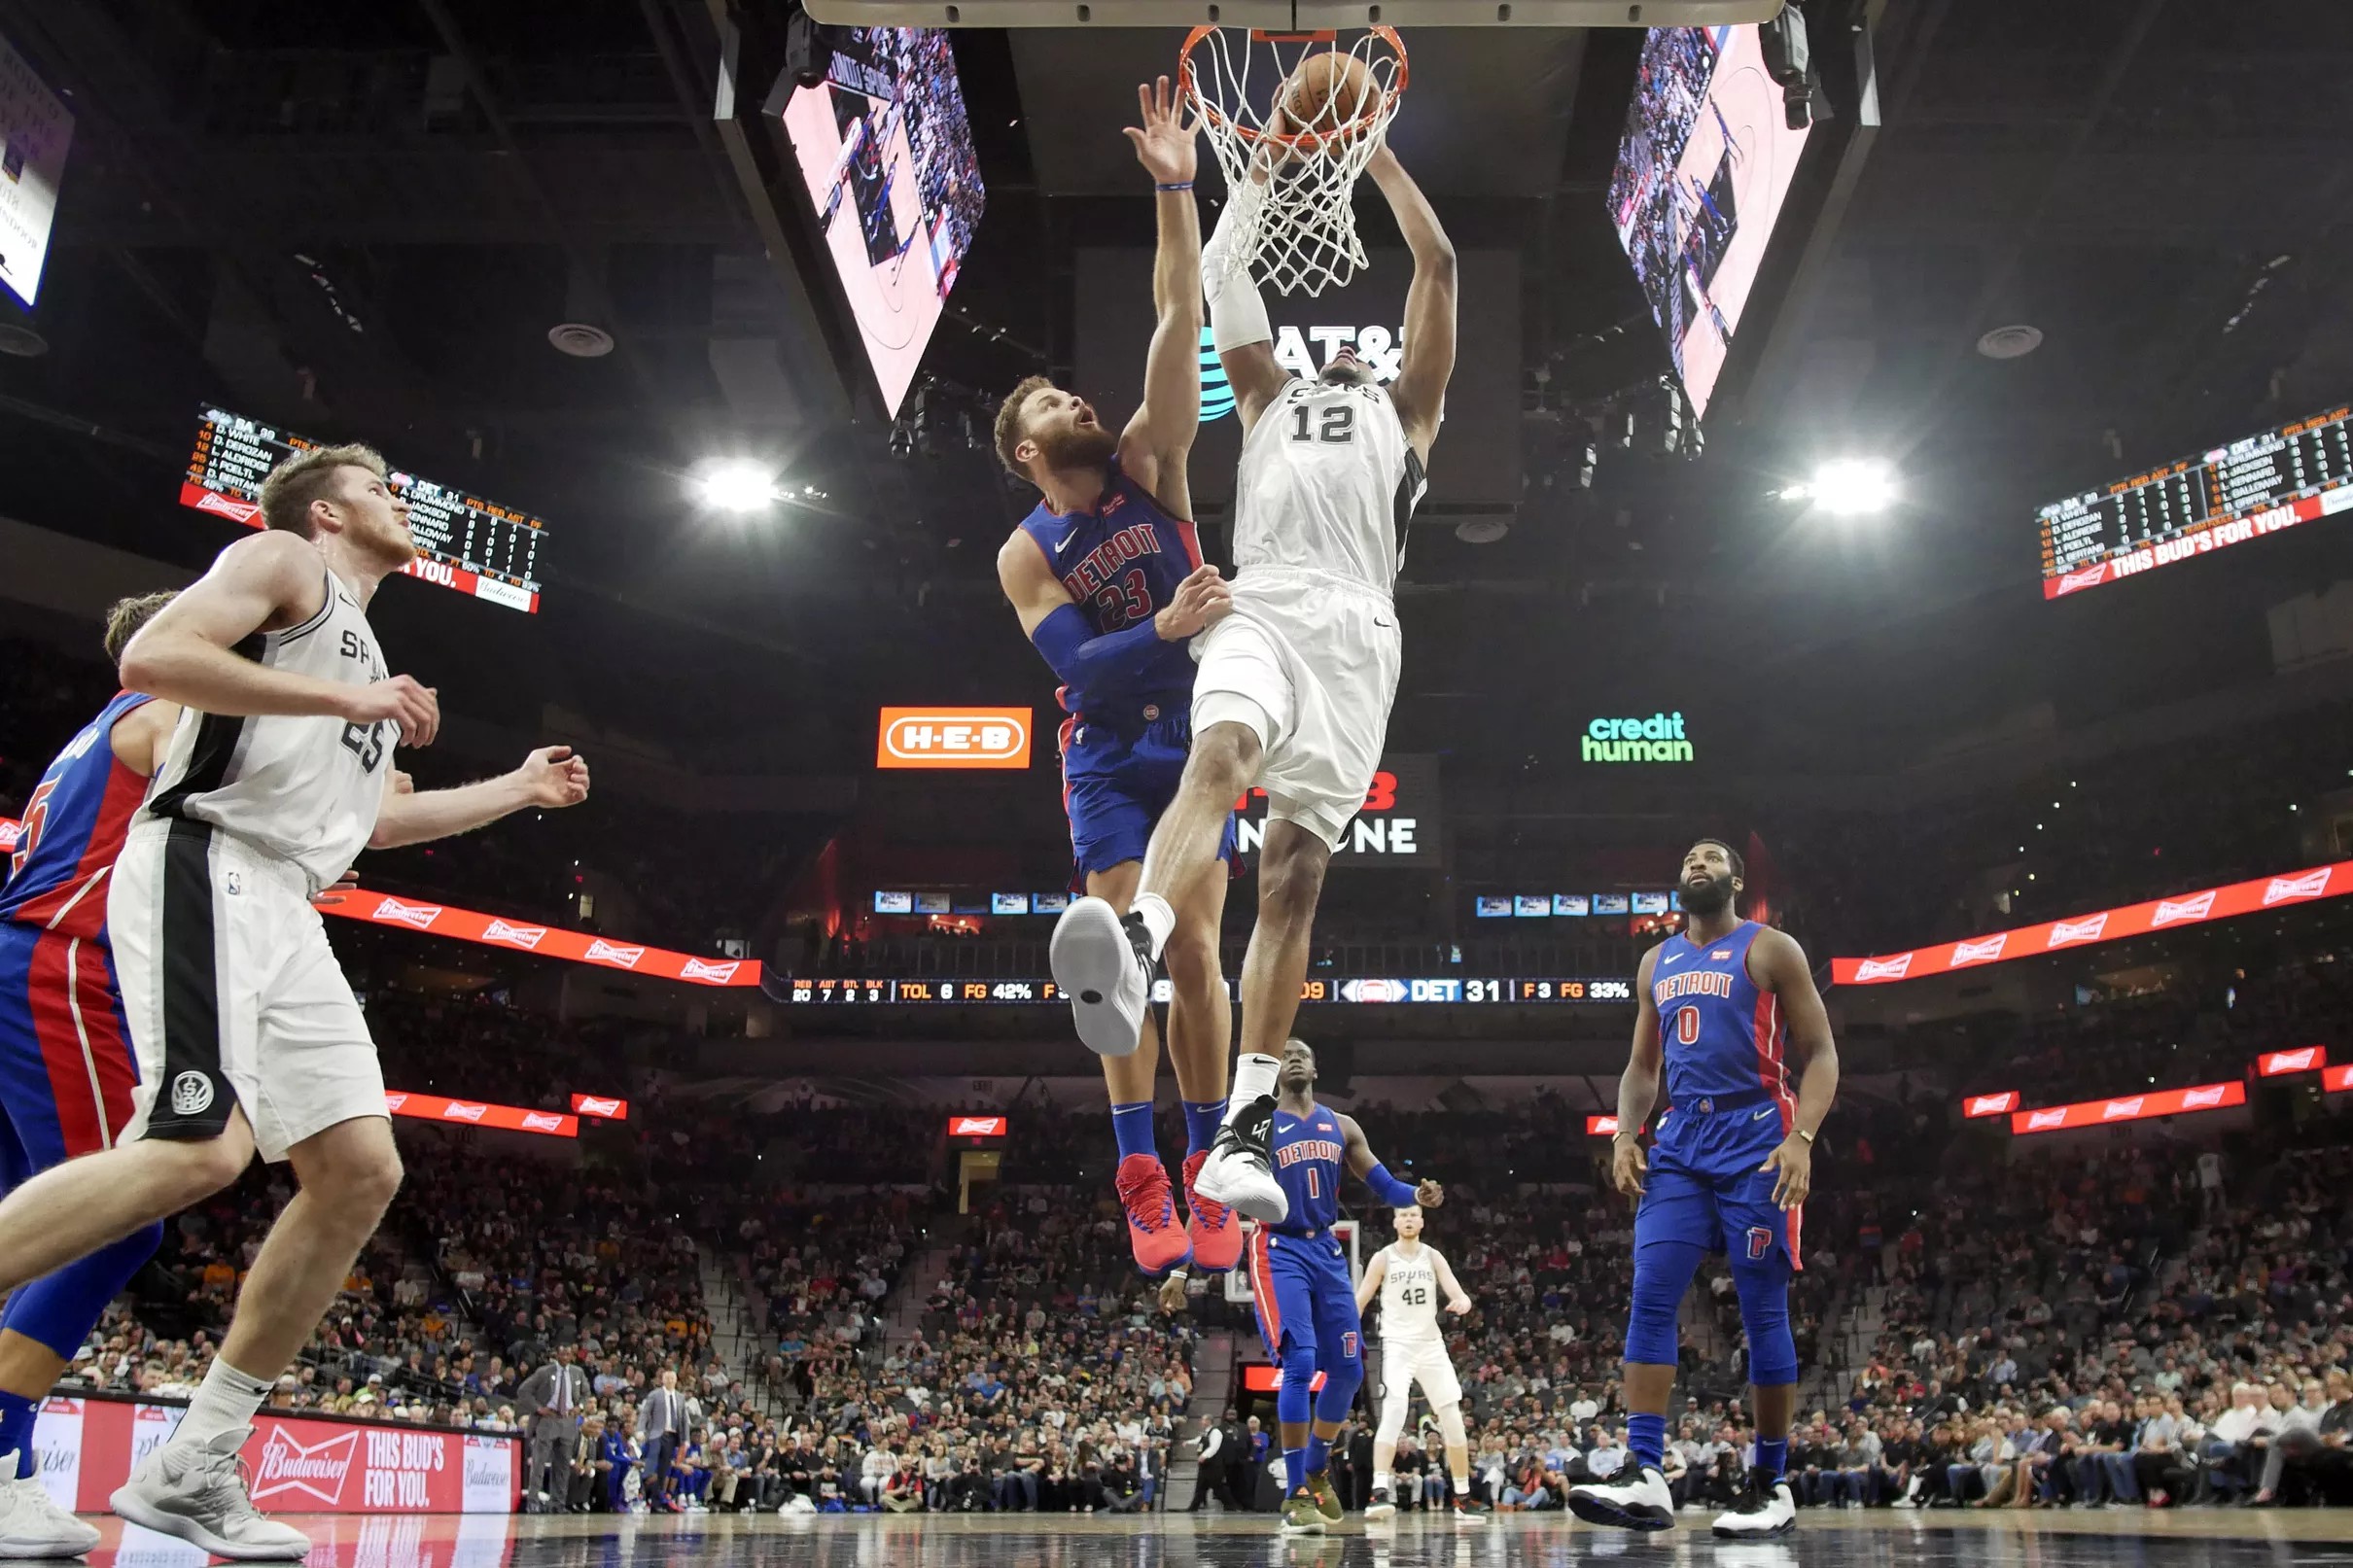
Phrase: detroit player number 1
[{"left": 1568, "top": 839, "right": 1840, "bottom": 1542}]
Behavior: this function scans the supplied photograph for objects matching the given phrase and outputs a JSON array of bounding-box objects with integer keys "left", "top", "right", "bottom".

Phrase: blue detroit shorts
[
  {"left": 1059, "top": 705, "right": 1240, "bottom": 889},
  {"left": 1633, "top": 1088, "right": 1803, "bottom": 1269},
  {"left": 1247, "top": 1227, "right": 1362, "bottom": 1364}
]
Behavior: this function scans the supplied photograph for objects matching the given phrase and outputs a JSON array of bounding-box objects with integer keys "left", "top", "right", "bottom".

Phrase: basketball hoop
[{"left": 1178, "top": 26, "right": 1408, "bottom": 298}]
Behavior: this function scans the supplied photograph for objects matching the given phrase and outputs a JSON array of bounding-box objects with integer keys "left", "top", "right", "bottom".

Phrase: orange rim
[{"left": 1177, "top": 24, "right": 1408, "bottom": 157}]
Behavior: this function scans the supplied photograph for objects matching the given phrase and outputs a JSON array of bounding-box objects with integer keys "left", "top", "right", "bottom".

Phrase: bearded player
[
  {"left": 1355, "top": 1202, "right": 1483, "bottom": 1522},
  {"left": 994, "top": 77, "right": 1242, "bottom": 1281},
  {"left": 1051, "top": 135, "right": 1456, "bottom": 1228},
  {"left": 1568, "top": 839, "right": 1839, "bottom": 1540}
]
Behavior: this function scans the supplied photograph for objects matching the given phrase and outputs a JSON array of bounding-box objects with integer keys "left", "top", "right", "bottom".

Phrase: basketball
[{"left": 1279, "top": 51, "right": 1378, "bottom": 142}]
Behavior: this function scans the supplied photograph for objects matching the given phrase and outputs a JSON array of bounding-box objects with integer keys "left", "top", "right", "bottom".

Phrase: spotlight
[
  {"left": 1791, "top": 458, "right": 1897, "bottom": 516},
  {"left": 693, "top": 461, "right": 780, "bottom": 512}
]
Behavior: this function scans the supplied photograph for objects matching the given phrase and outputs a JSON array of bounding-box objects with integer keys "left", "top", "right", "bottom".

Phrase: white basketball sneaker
[
  {"left": 109, "top": 1425, "right": 312, "bottom": 1561},
  {"left": 1567, "top": 1464, "right": 1676, "bottom": 1531},
  {"left": 1049, "top": 897, "right": 1152, "bottom": 1058},
  {"left": 0, "top": 1450, "right": 101, "bottom": 1559},
  {"left": 1712, "top": 1477, "right": 1798, "bottom": 1538},
  {"left": 1192, "top": 1098, "right": 1288, "bottom": 1224}
]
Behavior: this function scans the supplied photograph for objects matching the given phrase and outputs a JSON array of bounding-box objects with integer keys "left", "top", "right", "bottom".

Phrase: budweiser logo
[
  {"left": 2101, "top": 1097, "right": 2145, "bottom": 1121},
  {"left": 196, "top": 491, "right": 263, "bottom": 523},
  {"left": 2047, "top": 913, "right": 2109, "bottom": 947},
  {"left": 2025, "top": 1108, "right": 2068, "bottom": 1131},
  {"left": 585, "top": 939, "right": 644, "bottom": 968},
  {"left": 520, "top": 1112, "right": 565, "bottom": 1132},
  {"left": 483, "top": 919, "right": 547, "bottom": 949},
  {"left": 577, "top": 1097, "right": 622, "bottom": 1117},
  {"left": 1854, "top": 954, "right": 1914, "bottom": 981},
  {"left": 2181, "top": 1085, "right": 2228, "bottom": 1110},
  {"left": 2153, "top": 890, "right": 2217, "bottom": 925},
  {"left": 441, "top": 1101, "right": 488, "bottom": 1123},
  {"left": 949, "top": 1116, "right": 1004, "bottom": 1136},
  {"left": 1951, "top": 934, "right": 2008, "bottom": 965},
  {"left": 2263, "top": 868, "right": 2332, "bottom": 906},
  {"left": 371, "top": 896, "right": 442, "bottom": 931},
  {"left": 252, "top": 1425, "right": 358, "bottom": 1506},
  {"left": 1965, "top": 1093, "right": 2016, "bottom": 1116},
  {"left": 2265, "top": 1048, "right": 2322, "bottom": 1073},
  {"left": 680, "top": 958, "right": 741, "bottom": 983},
  {"left": 2055, "top": 565, "right": 2107, "bottom": 594},
  {"left": 384, "top": 1094, "right": 409, "bottom": 1113}
]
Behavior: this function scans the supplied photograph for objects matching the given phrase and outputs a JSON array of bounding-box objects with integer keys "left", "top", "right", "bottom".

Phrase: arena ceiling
[{"left": 0, "top": 0, "right": 2349, "bottom": 781}]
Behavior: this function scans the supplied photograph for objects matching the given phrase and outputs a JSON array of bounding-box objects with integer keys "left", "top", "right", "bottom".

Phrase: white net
[{"left": 1179, "top": 26, "right": 1407, "bottom": 298}]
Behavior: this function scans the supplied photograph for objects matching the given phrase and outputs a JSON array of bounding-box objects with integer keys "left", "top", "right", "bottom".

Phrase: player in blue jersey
[
  {"left": 1569, "top": 839, "right": 1839, "bottom": 1541},
  {"left": 994, "top": 78, "right": 1243, "bottom": 1283},
  {"left": 1191, "top": 1037, "right": 1441, "bottom": 1535}
]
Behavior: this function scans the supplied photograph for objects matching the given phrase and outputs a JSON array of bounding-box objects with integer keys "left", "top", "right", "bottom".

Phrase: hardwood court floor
[{"left": 62, "top": 1504, "right": 2353, "bottom": 1565}]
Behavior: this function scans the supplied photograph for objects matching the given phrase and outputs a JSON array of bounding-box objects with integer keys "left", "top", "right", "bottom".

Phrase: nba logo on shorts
[
  {"left": 1342, "top": 1333, "right": 1358, "bottom": 1360},
  {"left": 1745, "top": 1227, "right": 1773, "bottom": 1261}
]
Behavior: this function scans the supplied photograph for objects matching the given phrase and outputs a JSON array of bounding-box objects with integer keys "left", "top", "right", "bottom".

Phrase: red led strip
[{"left": 2009, "top": 1080, "right": 2243, "bottom": 1135}]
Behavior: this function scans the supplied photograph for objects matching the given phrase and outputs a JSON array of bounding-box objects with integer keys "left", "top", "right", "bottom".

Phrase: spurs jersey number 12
[
  {"left": 1234, "top": 378, "right": 1427, "bottom": 597},
  {"left": 1375, "top": 1242, "right": 1446, "bottom": 1344},
  {"left": 143, "top": 567, "right": 393, "bottom": 893}
]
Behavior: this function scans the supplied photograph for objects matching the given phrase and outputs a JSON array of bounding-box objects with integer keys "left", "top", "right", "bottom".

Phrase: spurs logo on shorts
[{"left": 171, "top": 1070, "right": 215, "bottom": 1117}]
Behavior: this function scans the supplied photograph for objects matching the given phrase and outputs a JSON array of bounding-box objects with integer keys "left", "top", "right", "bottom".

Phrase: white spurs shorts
[
  {"left": 111, "top": 819, "right": 386, "bottom": 1164},
  {"left": 1378, "top": 1339, "right": 1462, "bottom": 1433},
  {"left": 1190, "top": 567, "right": 1401, "bottom": 849}
]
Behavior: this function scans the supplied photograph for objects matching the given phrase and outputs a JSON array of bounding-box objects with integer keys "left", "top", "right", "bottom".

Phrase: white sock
[
  {"left": 1373, "top": 1471, "right": 1391, "bottom": 1494},
  {"left": 1454, "top": 1475, "right": 1470, "bottom": 1496},
  {"left": 1132, "top": 891, "right": 1176, "bottom": 959},
  {"left": 173, "top": 1358, "right": 272, "bottom": 1449},
  {"left": 1222, "top": 1053, "right": 1280, "bottom": 1128}
]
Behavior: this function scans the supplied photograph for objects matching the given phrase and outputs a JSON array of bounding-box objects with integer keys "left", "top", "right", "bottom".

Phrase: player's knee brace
[
  {"left": 0, "top": 1221, "right": 162, "bottom": 1359},
  {"left": 1729, "top": 1251, "right": 1798, "bottom": 1386},
  {"left": 1434, "top": 1402, "right": 1467, "bottom": 1451},
  {"left": 1313, "top": 1348, "right": 1361, "bottom": 1424},
  {"left": 1624, "top": 1237, "right": 1705, "bottom": 1366},
  {"left": 1277, "top": 1342, "right": 1318, "bottom": 1426}
]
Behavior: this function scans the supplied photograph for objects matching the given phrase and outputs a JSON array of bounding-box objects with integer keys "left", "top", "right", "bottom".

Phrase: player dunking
[
  {"left": 1168, "top": 1038, "right": 1442, "bottom": 1534},
  {"left": 1355, "top": 1202, "right": 1484, "bottom": 1522},
  {"left": 0, "top": 444, "right": 590, "bottom": 1559},
  {"left": 995, "top": 78, "right": 1243, "bottom": 1281},
  {"left": 1052, "top": 138, "right": 1457, "bottom": 1227},
  {"left": 1568, "top": 839, "right": 1839, "bottom": 1540}
]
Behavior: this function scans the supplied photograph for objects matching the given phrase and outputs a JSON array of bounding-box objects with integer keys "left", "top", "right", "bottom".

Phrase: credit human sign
[{"left": 1582, "top": 713, "right": 1692, "bottom": 763}]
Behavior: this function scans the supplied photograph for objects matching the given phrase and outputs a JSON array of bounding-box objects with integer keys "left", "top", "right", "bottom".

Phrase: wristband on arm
[
  {"left": 1031, "top": 603, "right": 1166, "bottom": 690},
  {"left": 1365, "top": 1162, "right": 1419, "bottom": 1208}
]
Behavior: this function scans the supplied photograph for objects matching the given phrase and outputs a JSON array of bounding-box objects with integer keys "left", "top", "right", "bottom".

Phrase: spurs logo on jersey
[
  {"left": 144, "top": 568, "right": 393, "bottom": 893},
  {"left": 1233, "top": 379, "right": 1427, "bottom": 597},
  {"left": 1375, "top": 1243, "right": 1446, "bottom": 1343}
]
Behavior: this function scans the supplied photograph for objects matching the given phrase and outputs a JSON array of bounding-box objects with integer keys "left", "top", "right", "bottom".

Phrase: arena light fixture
[
  {"left": 1805, "top": 458, "right": 1899, "bottom": 516},
  {"left": 693, "top": 460, "right": 781, "bottom": 513}
]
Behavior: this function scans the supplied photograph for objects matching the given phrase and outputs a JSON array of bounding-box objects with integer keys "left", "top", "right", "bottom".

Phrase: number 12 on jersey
[{"left": 1291, "top": 403, "right": 1356, "bottom": 444}]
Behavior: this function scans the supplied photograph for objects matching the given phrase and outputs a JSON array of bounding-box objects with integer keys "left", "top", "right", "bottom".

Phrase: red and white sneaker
[
  {"left": 1115, "top": 1152, "right": 1192, "bottom": 1275},
  {"left": 1180, "top": 1149, "right": 1244, "bottom": 1272}
]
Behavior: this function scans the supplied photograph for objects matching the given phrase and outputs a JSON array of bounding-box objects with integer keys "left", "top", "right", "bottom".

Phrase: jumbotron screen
[
  {"left": 778, "top": 25, "right": 984, "bottom": 416},
  {"left": 2037, "top": 404, "right": 2353, "bottom": 598},
  {"left": 181, "top": 406, "right": 546, "bottom": 613},
  {"left": 1607, "top": 23, "right": 1813, "bottom": 420},
  {"left": 775, "top": 975, "right": 1635, "bottom": 1006}
]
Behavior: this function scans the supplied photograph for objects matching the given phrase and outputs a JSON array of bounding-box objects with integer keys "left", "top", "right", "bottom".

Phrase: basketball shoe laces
[
  {"left": 1116, "top": 1158, "right": 1176, "bottom": 1236},
  {"left": 1181, "top": 1152, "right": 1230, "bottom": 1231}
]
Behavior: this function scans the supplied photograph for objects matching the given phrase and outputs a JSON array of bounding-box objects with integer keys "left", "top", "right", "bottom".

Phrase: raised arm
[
  {"left": 369, "top": 746, "right": 590, "bottom": 851},
  {"left": 1610, "top": 946, "right": 1667, "bottom": 1200},
  {"left": 1201, "top": 175, "right": 1292, "bottom": 436},
  {"left": 1750, "top": 926, "right": 1840, "bottom": 1210},
  {"left": 1117, "top": 77, "right": 1204, "bottom": 519},
  {"left": 1364, "top": 144, "right": 1457, "bottom": 461},
  {"left": 1354, "top": 1248, "right": 1389, "bottom": 1317},
  {"left": 120, "top": 530, "right": 438, "bottom": 742}
]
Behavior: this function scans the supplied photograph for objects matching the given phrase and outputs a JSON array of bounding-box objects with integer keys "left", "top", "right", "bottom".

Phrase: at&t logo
[{"left": 1197, "top": 324, "right": 1404, "bottom": 421}]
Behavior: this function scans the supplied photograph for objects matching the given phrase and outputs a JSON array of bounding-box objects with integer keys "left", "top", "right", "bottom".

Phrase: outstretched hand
[
  {"left": 1414, "top": 1179, "right": 1445, "bottom": 1208},
  {"left": 1154, "top": 565, "right": 1232, "bottom": 642},
  {"left": 516, "top": 746, "right": 591, "bottom": 809},
  {"left": 1157, "top": 1273, "right": 1191, "bottom": 1316},
  {"left": 1124, "top": 76, "right": 1198, "bottom": 186}
]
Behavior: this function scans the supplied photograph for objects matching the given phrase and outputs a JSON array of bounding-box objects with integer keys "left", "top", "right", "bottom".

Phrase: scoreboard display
[
  {"left": 2038, "top": 404, "right": 2353, "bottom": 599},
  {"left": 182, "top": 406, "right": 547, "bottom": 613},
  {"left": 775, "top": 975, "right": 1637, "bottom": 1006}
]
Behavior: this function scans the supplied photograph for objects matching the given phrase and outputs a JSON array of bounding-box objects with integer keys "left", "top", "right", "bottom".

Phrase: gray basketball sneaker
[
  {"left": 0, "top": 1448, "right": 101, "bottom": 1558},
  {"left": 109, "top": 1425, "right": 312, "bottom": 1561}
]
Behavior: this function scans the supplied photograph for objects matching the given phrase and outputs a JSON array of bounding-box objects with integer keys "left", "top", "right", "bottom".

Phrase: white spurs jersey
[
  {"left": 142, "top": 567, "right": 394, "bottom": 893},
  {"left": 1233, "top": 377, "right": 1427, "bottom": 598},
  {"left": 1375, "top": 1242, "right": 1448, "bottom": 1344}
]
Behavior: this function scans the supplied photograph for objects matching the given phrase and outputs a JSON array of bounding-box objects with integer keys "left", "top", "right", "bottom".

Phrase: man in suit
[
  {"left": 637, "top": 1366, "right": 689, "bottom": 1514},
  {"left": 516, "top": 1344, "right": 591, "bottom": 1513},
  {"left": 567, "top": 1413, "right": 610, "bottom": 1512}
]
